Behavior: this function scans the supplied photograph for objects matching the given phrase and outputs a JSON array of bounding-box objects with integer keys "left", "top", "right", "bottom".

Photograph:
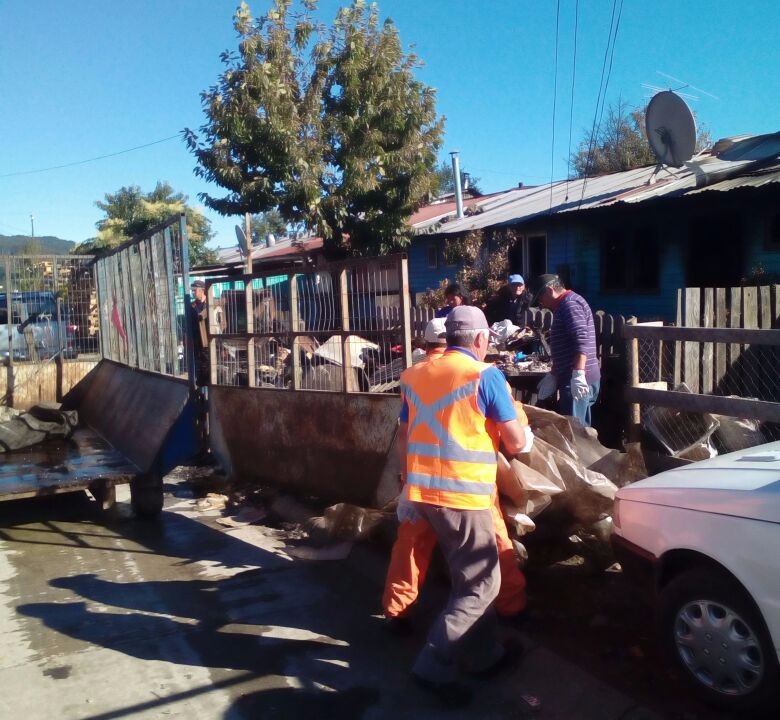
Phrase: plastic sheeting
[{"left": 0, "top": 404, "right": 78, "bottom": 452}]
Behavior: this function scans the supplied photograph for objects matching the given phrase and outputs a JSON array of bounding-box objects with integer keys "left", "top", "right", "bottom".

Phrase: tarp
[{"left": 0, "top": 404, "right": 78, "bottom": 452}]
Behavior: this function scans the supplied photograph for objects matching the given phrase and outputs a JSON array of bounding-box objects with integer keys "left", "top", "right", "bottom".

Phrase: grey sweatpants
[{"left": 411, "top": 503, "right": 502, "bottom": 683}]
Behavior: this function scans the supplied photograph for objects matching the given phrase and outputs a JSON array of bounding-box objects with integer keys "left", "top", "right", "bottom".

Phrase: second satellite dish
[{"left": 645, "top": 91, "right": 696, "bottom": 167}]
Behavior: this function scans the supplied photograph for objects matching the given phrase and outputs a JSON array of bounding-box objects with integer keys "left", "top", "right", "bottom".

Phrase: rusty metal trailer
[{"left": 0, "top": 359, "right": 197, "bottom": 516}]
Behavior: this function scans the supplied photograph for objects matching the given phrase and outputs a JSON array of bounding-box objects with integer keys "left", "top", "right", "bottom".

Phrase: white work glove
[
  {"left": 570, "top": 369, "right": 590, "bottom": 401},
  {"left": 397, "top": 496, "right": 421, "bottom": 524},
  {"left": 537, "top": 372, "right": 557, "bottom": 400},
  {"left": 519, "top": 426, "right": 534, "bottom": 454}
]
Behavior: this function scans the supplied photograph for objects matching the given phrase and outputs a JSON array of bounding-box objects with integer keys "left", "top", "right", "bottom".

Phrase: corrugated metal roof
[{"left": 412, "top": 132, "right": 780, "bottom": 236}]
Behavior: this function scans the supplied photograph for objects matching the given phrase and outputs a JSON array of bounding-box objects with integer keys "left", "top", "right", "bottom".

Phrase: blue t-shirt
[{"left": 400, "top": 347, "right": 516, "bottom": 423}]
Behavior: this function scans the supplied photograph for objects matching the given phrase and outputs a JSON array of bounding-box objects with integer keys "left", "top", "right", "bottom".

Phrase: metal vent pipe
[{"left": 450, "top": 151, "right": 464, "bottom": 219}]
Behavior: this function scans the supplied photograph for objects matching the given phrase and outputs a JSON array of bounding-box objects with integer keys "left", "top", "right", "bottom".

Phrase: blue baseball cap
[{"left": 508, "top": 274, "right": 525, "bottom": 285}]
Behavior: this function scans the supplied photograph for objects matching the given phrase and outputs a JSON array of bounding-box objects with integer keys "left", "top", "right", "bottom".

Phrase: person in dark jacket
[
  {"left": 485, "top": 274, "right": 529, "bottom": 325},
  {"left": 434, "top": 282, "right": 470, "bottom": 318},
  {"left": 190, "top": 279, "right": 210, "bottom": 386},
  {"left": 530, "top": 273, "right": 600, "bottom": 427}
]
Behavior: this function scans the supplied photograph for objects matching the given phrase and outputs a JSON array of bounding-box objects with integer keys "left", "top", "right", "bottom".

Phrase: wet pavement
[{"left": 0, "top": 480, "right": 739, "bottom": 720}]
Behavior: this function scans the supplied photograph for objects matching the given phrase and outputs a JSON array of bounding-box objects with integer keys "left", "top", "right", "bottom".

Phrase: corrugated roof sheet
[{"left": 412, "top": 131, "right": 780, "bottom": 236}]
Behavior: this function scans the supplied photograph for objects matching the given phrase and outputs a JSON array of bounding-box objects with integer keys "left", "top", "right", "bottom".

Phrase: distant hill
[{"left": 0, "top": 234, "right": 76, "bottom": 255}]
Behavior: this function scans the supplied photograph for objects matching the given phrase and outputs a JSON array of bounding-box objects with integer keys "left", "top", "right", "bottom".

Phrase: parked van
[{"left": 0, "top": 291, "right": 77, "bottom": 359}]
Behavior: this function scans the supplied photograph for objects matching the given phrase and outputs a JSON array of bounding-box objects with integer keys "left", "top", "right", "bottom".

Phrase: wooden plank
[
  {"left": 760, "top": 285, "right": 772, "bottom": 329},
  {"left": 398, "top": 257, "right": 413, "bottom": 369},
  {"left": 625, "top": 318, "right": 640, "bottom": 442},
  {"left": 729, "top": 287, "right": 742, "bottom": 395},
  {"left": 674, "top": 288, "right": 682, "bottom": 387},
  {"left": 622, "top": 325, "right": 780, "bottom": 345},
  {"left": 593, "top": 311, "right": 604, "bottom": 359},
  {"left": 601, "top": 313, "right": 614, "bottom": 360},
  {"left": 625, "top": 387, "right": 780, "bottom": 424},
  {"left": 702, "top": 288, "right": 714, "bottom": 393},
  {"left": 684, "top": 288, "right": 700, "bottom": 392},
  {"left": 714, "top": 288, "right": 727, "bottom": 390}
]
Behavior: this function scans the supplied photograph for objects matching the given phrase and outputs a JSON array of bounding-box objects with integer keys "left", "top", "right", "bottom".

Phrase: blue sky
[{"left": 1, "top": 1, "right": 778, "bottom": 249}]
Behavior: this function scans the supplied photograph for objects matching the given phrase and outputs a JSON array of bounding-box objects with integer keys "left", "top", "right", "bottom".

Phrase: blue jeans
[{"left": 558, "top": 379, "right": 600, "bottom": 428}]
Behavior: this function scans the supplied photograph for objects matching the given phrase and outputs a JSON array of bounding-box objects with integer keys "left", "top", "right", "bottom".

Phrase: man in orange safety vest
[{"left": 397, "top": 306, "right": 533, "bottom": 707}]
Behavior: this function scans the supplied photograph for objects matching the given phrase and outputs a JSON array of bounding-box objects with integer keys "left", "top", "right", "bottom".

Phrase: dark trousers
[{"left": 411, "top": 503, "right": 502, "bottom": 683}]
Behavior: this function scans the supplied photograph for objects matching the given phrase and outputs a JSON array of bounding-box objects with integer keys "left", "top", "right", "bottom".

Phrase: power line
[
  {"left": 579, "top": 0, "right": 623, "bottom": 206},
  {"left": 549, "top": 0, "right": 561, "bottom": 212},
  {"left": 0, "top": 133, "right": 183, "bottom": 179},
  {"left": 564, "top": 0, "right": 579, "bottom": 202}
]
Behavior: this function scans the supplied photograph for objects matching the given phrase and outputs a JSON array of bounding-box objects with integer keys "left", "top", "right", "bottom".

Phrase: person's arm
[
  {"left": 397, "top": 420, "right": 408, "bottom": 486},
  {"left": 497, "top": 419, "right": 527, "bottom": 455}
]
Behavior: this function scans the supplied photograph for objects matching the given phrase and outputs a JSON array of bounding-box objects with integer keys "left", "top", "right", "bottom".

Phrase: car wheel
[{"left": 659, "top": 567, "right": 780, "bottom": 713}]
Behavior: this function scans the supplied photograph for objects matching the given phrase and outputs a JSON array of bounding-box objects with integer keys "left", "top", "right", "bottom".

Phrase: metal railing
[
  {"left": 207, "top": 255, "right": 413, "bottom": 393},
  {"left": 94, "top": 215, "right": 191, "bottom": 379}
]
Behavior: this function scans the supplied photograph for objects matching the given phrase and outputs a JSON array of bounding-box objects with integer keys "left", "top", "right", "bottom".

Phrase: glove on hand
[
  {"left": 397, "top": 496, "right": 421, "bottom": 524},
  {"left": 537, "top": 372, "right": 558, "bottom": 400},
  {"left": 570, "top": 369, "right": 590, "bottom": 401},
  {"left": 519, "top": 426, "right": 535, "bottom": 454}
]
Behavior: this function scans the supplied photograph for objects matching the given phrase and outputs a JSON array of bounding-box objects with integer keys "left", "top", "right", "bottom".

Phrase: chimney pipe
[{"left": 450, "top": 151, "right": 464, "bottom": 219}]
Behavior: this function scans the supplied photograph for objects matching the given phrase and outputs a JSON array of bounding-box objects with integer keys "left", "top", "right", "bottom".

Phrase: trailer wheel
[{"left": 130, "top": 477, "right": 164, "bottom": 518}]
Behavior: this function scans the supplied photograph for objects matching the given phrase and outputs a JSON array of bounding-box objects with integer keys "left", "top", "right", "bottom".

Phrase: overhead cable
[{"left": 0, "top": 133, "right": 183, "bottom": 179}]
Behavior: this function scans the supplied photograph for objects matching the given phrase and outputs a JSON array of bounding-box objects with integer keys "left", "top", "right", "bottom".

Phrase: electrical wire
[
  {"left": 0, "top": 133, "right": 183, "bottom": 179},
  {"left": 578, "top": 0, "right": 623, "bottom": 207},
  {"left": 548, "top": 0, "right": 561, "bottom": 212},
  {"left": 564, "top": 0, "right": 579, "bottom": 202}
]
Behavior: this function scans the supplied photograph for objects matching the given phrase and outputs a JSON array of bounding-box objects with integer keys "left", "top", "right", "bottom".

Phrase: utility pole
[{"left": 30, "top": 214, "right": 35, "bottom": 237}]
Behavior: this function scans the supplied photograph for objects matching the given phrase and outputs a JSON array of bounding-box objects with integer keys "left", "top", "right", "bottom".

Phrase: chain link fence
[
  {"left": 0, "top": 255, "right": 97, "bottom": 407},
  {"left": 628, "top": 325, "right": 780, "bottom": 459},
  {"left": 207, "top": 256, "right": 412, "bottom": 393}
]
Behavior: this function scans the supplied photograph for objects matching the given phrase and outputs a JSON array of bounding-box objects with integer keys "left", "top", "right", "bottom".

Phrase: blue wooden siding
[{"left": 407, "top": 237, "right": 463, "bottom": 301}]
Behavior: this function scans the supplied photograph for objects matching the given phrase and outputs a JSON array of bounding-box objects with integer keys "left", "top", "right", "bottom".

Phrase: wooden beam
[
  {"left": 623, "top": 325, "right": 780, "bottom": 346},
  {"left": 625, "top": 387, "right": 780, "bottom": 424}
]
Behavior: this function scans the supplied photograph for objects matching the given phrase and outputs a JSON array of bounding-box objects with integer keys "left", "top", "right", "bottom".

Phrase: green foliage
[
  {"left": 571, "top": 101, "right": 712, "bottom": 178},
  {"left": 76, "top": 182, "right": 217, "bottom": 267},
  {"left": 432, "top": 160, "right": 482, "bottom": 197},
  {"left": 444, "top": 228, "right": 517, "bottom": 308},
  {"left": 250, "top": 210, "right": 288, "bottom": 245},
  {"left": 186, "top": 0, "right": 444, "bottom": 257}
]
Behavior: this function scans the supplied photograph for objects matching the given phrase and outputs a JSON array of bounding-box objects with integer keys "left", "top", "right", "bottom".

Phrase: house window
[
  {"left": 508, "top": 234, "right": 547, "bottom": 279},
  {"left": 426, "top": 244, "right": 438, "bottom": 269},
  {"left": 527, "top": 235, "right": 547, "bottom": 280},
  {"left": 601, "top": 228, "right": 660, "bottom": 292},
  {"left": 767, "top": 214, "right": 780, "bottom": 250}
]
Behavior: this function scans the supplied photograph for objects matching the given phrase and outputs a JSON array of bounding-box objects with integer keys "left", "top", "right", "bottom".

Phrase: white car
[{"left": 612, "top": 441, "right": 780, "bottom": 713}]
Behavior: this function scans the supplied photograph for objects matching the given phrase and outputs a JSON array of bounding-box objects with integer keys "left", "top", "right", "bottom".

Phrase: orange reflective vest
[{"left": 400, "top": 350, "right": 501, "bottom": 510}]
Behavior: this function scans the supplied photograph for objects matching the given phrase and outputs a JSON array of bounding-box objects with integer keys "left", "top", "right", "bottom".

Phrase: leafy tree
[
  {"left": 432, "top": 160, "right": 482, "bottom": 197},
  {"left": 571, "top": 101, "right": 712, "bottom": 178},
  {"left": 250, "top": 210, "right": 288, "bottom": 245},
  {"left": 76, "top": 182, "right": 217, "bottom": 266},
  {"left": 185, "top": 0, "right": 444, "bottom": 257}
]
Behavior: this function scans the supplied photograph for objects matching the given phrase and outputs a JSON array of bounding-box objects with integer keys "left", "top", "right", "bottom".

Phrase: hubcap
[{"left": 673, "top": 598, "right": 764, "bottom": 696}]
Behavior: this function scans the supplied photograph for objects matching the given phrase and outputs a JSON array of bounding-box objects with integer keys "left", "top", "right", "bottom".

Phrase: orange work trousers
[{"left": 382, "top": 493, "right": 526, "bottom": 619}]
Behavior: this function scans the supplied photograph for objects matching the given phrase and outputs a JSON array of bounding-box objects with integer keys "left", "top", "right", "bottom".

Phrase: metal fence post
[
  {"left": 5, "top": 258, "right": 13, "bottom": 407},
  {"left": 289, "top": 273, "right": 300, "bottom": 390}
]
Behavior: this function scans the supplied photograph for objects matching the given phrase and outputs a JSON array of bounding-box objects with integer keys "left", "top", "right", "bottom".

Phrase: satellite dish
[
  {"left": 645, "top": 91, "right": 696, "bottom": 167},
  {"left": 235, "top": 224, "right": 249, "bottom": 256}
]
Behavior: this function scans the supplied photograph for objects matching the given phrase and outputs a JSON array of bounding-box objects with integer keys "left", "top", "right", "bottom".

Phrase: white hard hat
[{"left": 424, "top": 317, "right": 447, "bottom": 344}]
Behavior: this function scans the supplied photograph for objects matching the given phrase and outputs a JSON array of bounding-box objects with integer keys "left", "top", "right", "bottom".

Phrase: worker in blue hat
[{"left": 486, "top": 273, "right": 529, "bottom": 325}]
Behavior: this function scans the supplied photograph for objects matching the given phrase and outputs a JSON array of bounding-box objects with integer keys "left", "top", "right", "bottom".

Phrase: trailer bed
[{"left": 0, "top": 428, "right": 138, "bottom": 502}]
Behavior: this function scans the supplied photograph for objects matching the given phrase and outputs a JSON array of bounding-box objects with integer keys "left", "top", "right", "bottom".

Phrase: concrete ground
[{"left": 0, "top": 480, "right": 734, "bottom": 720}]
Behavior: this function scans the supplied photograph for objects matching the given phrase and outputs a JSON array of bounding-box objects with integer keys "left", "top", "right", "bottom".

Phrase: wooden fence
[
  {"left": 675, "top": 285, "right": 780, "bottom": 395},
  {"left": 410, "top": 306, "right": 630, "bottom": 362}
]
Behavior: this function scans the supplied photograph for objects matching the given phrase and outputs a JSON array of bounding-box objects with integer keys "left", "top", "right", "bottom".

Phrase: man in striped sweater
[{"left": 531, "top": 274, "right": 600, "bottom": 427}]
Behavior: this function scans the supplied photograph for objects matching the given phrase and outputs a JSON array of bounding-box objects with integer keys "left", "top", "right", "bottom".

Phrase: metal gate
[{"left": 93, "top": 215, "right": 191, "bottom": 380}]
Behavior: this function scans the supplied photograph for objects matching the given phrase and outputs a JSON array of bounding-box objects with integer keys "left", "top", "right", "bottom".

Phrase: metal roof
[{"left": 412, "top": 132, "right": 780, "bottom": 236}]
